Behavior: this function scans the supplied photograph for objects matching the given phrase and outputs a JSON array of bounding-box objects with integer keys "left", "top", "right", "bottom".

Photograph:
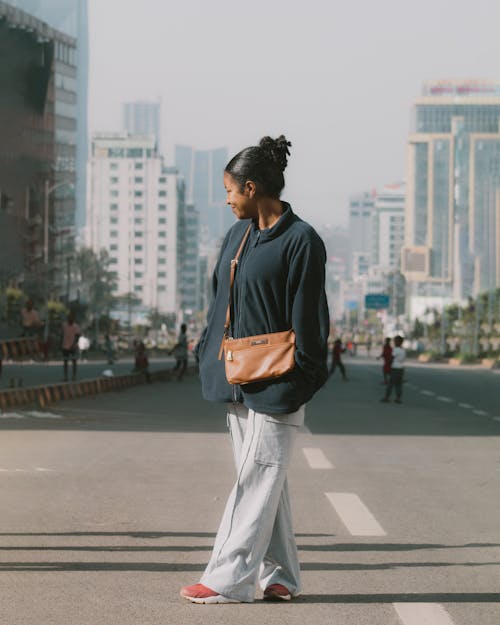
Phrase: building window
[
  {"left": 134, "top": 258, "right": 143, "bottom": 265},
  {"left": 158, "top": 258, "right": 166, "bottom": 265},
  {"left": 134, "top": 218, "right": 143, "bottom": 225},
  {"left": 157, "top": 271, "right": 166, "bottom": 278},
  {"left": 110, "top": 230, "right": 118, "bottom": 238},
  {"left": 110, "top": 163, "right": 119, "bottom": 170},
  {"left": 134, "top": 204, "right": 143, "bottom": 211},
  {"left": 135, "top": 231, "right": 143, "bottom": 238},
  {"left": 134, "top": 285, "right": 143, "bottom": 292},
  {"left": 158, "top": 245, "right": 166, "bottom": 252},
  {"left": 110, "top": 217, "right": 118, "bottom": 224},
  {"left": 134, "top": 245, "right": 143, "bottom": 251},
  {"left": 110, "top": 203, "right": 118, "bottom": 211},
  {"left": 109, "top": 258, "right": 118, "bottom": 264},
  {"left": 159, "top": 177, "right": 166, "bottom": 183},
  {"left": 158, "top": 204, "right": 167, "bottom": 211},
  {"left": 134, "top": 177, "right": 143, "bottom": 184},
  {"left": 110, "top": 244, "right": 118, "bottom": 251},
  {"left": 134, "top": 191, "right": 143, "bottom": 198},
  {"left": 158, "top": 218, "right": 166, "bottom": 225},
  {"left": 158, "top": 232, "right": 166, "bottom": 238},
  {"left": 134, "top": 272, "right": 143, "bottom": 279},
  {"left": 135, "top": 162, "right": 143, "bottom": 170},
  {"left": 110, "top": 190, "right": 119, "bottom": 198},
  {"left": 159, "top": 190, "right": 167, "bottom": 197},
  {"left": 110, "top": 177, "right": 119, "bottom": 184},
  {"left": 158, "top": 286, "right": 166, "bottom": 292}
]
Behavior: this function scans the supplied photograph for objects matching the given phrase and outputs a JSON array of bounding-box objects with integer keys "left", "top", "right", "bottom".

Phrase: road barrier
[
  {"left": 0, "top": 366, "right": 197, "bottom": 411},
  {"left": 0, "top": 337, "right": 41, "bottom": 361}
]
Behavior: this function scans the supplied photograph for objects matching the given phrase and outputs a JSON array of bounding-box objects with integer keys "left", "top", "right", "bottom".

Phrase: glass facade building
[
  {"left": 402, "top": 80, "right": 500, "bottom": 303},
  {"left": 7, "top": 0, "right": 89, "bottom": 232}
]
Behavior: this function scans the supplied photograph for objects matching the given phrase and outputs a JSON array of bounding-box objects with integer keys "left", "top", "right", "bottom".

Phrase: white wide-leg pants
[{"left": 200, "top": 401, "right": 304, "bottom": 602}]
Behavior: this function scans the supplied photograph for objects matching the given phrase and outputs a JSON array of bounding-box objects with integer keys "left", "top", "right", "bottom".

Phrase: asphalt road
[{"left": 0, "top": 359, "right": 499, "bottom": 625}]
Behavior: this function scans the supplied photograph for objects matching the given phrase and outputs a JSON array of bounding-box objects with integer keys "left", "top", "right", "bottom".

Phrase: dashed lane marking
[
  {"left": 420, "top": 390, "right": 435, "bottom": 396},
  {"left": 302, "top": 448, "right": 334, "bottom": 469},
  {"left": 437, "top": 396, "right": 454, "bottom": 402},
  {"left": 393, "top": 602, "right": 456, "bottom": 625},
  {"left": 27, "top": 411, "right": 63, "bottom": 419},
  {"left": 473, "top": 409, "right": 489, "bottom": 416},
  {"left": 325, "top": 492, "right": 386, "bottom": 536},
  {"left": 458, "top": 403, "right": 473, "bottom": 409},
  {"left": 0, "top": 413, "right": 26, "bottom": 419}
]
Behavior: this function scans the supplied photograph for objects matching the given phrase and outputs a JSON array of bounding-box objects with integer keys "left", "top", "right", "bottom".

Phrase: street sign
[{"left": 365, "top": 293, "right": 390, "bottom": 310}]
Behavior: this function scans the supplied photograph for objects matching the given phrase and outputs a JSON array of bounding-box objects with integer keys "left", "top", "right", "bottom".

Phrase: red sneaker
[
  {"left": 180, "top": 583, "right": 239, "bottom": 604},
  {"left": 263, "top": 583, "right": 296, "bottom": 601}
]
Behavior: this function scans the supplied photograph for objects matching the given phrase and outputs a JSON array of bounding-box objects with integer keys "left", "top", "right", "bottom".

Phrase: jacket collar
[{"left": 251, "top": 202, "right": 296, "bottom": 242}]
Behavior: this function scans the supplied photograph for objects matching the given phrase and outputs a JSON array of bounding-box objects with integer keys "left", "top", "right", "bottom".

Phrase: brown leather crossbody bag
[{"left": 218, "top": 224, "right": 296, "bottom": 385}]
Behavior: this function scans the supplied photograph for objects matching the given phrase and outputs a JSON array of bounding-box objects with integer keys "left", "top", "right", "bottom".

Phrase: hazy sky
[{"left": 89, "top": 0, "right": 500, "bottom": 227}]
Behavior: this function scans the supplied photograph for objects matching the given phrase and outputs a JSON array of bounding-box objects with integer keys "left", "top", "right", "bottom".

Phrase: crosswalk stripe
[
  {"left": 325, "top": 492, "right": 386, "bottom": 536},
  {"left": 473, "top": 409, "right": 489, "bottom": 416},
  {"left": 394, "top": 602, "right": 456, "bottom": 625},
  {"left": 437, "top": 396, "right": 454, "bottom": 402},
  {"left": 458, "top": 403, "right": 473, "bottom": 408},
  {"left": 302, "top": 448, "right": 334, "bottom": 469},
  {"left": 420, "top": 390, "right": 435, "bottom": 396}
]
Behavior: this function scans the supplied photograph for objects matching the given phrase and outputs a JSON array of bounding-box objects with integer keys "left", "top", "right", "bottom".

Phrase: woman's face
[{"left": 224, "top": 172, "right": 257, "bottom": 220}]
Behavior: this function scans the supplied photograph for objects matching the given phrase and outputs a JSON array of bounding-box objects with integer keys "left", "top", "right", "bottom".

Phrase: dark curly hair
[{"left": 225, "top": 135, "right": 292, "bottom": 198}]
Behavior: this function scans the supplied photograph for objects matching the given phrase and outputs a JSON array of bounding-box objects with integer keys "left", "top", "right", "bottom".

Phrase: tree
[{"left": 74, "top": 248, "right": 117, "bottom": 336}]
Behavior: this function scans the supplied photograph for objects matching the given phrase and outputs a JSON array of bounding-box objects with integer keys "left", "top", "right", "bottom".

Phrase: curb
[{"left": 0, "top": 367, "right": 197, "bottom": 411}]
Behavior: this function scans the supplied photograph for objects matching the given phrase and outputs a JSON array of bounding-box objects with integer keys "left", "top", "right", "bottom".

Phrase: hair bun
[{"left": 259, "top": 135, "right": 292, "bottom": 172}]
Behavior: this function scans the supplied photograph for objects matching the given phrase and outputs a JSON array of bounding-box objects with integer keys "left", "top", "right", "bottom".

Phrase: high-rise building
[
  {"left": 402, "top": 80, "right": 500, "bottom": 315},
  {"left": 175, "top": 145, "right": 233, "bottom": 244},
  {"left": 0, "top": 1, "right": 83, "bottom": 300},
  {"left": 348, "top": 190, "right": 376, "bottom": 278},
  {"left": 86, "top": 133, "right": 182, "bottom": 315},
  {"left": 373, "top": 182, "right": 405, "bottom": 272},
  {"left": 123, "top": 100, "right": 161, "bottom": 151},
  {"left": 6, "top": 0, "right": 89, "bottom": 233}
]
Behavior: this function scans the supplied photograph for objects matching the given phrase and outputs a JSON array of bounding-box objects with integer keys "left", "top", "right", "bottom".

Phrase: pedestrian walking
[
  {"left": 169, "top": 323, "right": 188, "bottom": 381},
  {"left": 381, "top": 335, "right": 406, "bottom": 403},
  {"left": 133, "top": 341, "right": 150, "bottom": 383},
  {"left": 329, "top": 338, "right": 347, "bottom": 381},
  {"left": 180, "top": 135, "right": 329, "bottom": 604},
  {"left": 61, "top": 312, "right": 80, "bottom": 381},
  {"left": 377, "top": 337, "right": 393, "bottom": 384}
]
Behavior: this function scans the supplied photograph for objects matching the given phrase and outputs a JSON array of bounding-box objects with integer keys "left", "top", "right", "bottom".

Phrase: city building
[
  {"left": 177, "top": 199, "right": 200, "bottom": 319},
  {"left": 123, "top": 100, "right": 161, "bottom": 152},
  {"left": 6, "top": 0, "right": 89, "bottom": 233},
  {"left": 348, "top": 190, "right": 376, "bottom": 278},
  {"left": 175, "top": 145, "right": 233, "bottom": 244},
  {"left": 401, "top": 80, "right": 500, "bottom": 317},
  {"left": 373, "top": 182, "right": 405, "bottom": 273},
  {"left": 86, "top": 133, "right": 182, "bottom": 315},
  {"left": 0, "top": 1, "right": 82, "bottom": 301}
]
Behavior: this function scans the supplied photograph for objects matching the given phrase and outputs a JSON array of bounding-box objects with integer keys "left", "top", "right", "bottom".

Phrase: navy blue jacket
[{"left": 196, "top": 203, "right": 329, "bottom": 414}]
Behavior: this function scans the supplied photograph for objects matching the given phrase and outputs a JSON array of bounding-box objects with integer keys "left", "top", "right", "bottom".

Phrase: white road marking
[
  {"left": 493, "top": 417, "right": 500, "bottom": 422},
  {"left": 420, "top": 390, "right": 435, "bottom": 396},
  {"left": 34, "top": 467, "right": 55, "bottom": 472},
  {"left": 302, "top": 448, "right": 334, "bottom": 469},
  {"left": 0, "top": 467, "right": 54, "bottom": 473},
  {"left": 473, "top": 409, "right": 489, "bottom": 416},
  {"left": 393, "top": 602, "right": 456, "bottom": 625},
  {"left": 325, "top": 492, "right": 386, "bottom": 536},
  {"left": 0, "top": 413, "right": 26, "bottom": 419},
  {"left": 458, "top": 403, "right": 473, "bottom": 409},
  {"left": 27, "top": 411, "right": 63, "bottom": 419},
  {"left": 437, "top": 396, "right": 454, "bottom": 403}
]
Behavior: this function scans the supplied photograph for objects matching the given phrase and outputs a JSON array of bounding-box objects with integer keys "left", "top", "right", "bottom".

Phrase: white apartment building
[
  {"left": 373, "top": 182, "right": 406, "bottom": 272},
  {"left": 86, "top": 133, "right": 180, "bottom": 314}
]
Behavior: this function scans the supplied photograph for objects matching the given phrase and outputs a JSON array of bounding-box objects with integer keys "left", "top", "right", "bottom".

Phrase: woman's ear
[{"left": 244, "top": 180, "right": 257, "bottom": 198}]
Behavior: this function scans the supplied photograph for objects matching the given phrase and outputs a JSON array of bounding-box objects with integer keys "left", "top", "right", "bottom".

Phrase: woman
[
  {"left": 378, "top": 337, "right": 393, "bottom": 384},
  {"left": 180, "top": 135, "right": 329, "bottom": 604}
]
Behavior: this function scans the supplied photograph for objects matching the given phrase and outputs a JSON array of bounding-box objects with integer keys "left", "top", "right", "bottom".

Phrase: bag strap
[{"left": 218, "top": 223, "right": 253, "bottom": 360}]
